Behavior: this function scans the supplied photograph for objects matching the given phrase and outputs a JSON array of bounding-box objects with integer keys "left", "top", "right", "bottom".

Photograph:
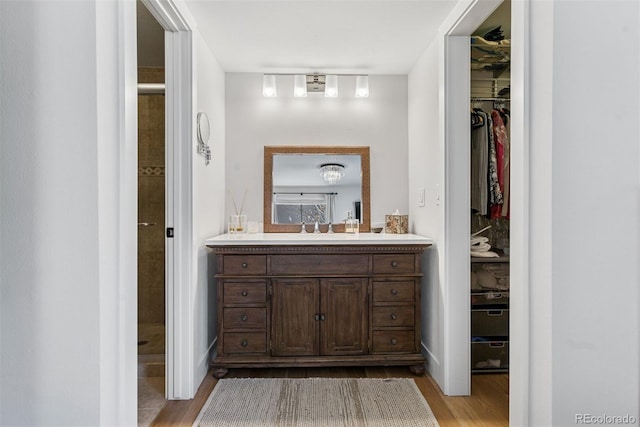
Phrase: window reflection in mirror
[{"left": 272, "top": 154, "right": 361, "bottom": 225}]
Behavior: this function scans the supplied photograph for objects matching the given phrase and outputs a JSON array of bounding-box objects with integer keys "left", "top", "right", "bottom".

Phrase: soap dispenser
[{"left": 344, "top": 211, "right": 359, "bottom": 234}]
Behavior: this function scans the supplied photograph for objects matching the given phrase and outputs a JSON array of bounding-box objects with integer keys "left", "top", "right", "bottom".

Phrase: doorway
[
  {"left": 137, "top": 0, "right": 196, "bottom": 402},
  {"left": 137, "top": 1, "right": 167, "bottom": 424},
  {"left": 468, "top": 0, "right": 511, "bottom": 414},
  {"left": 441, "top": 0, "right": 528, "bottom": 423}
]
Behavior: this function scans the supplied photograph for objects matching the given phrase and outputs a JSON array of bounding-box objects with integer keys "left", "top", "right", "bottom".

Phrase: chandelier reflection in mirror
[{"left": 320, "top": 163, "right": 346, "bottom": 184}]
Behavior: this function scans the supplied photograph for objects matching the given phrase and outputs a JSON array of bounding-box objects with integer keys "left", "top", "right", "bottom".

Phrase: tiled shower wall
[{"left": 138, "top": 67, "right": 165, "bottom": 326}]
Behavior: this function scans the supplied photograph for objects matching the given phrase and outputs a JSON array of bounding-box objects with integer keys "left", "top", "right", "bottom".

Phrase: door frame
[
  {"left": 141, "top": 0, "right": 195, "bottom": 399},
  {"left": 440, "top": 0, "right": 530, "bottom": 422}
]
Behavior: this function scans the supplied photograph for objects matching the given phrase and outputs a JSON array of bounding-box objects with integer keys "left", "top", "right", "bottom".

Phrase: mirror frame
[{"left": 264, "top": 146, "right": 371, "bottom": 233}]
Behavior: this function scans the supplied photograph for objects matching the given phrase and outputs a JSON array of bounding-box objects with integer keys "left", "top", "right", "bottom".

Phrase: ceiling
[
  {"left": 138, "top": 1, "right": 511, "bottom": 74},
  {"left": 182, "top": 0, "right": 460, "bottom": 74}
]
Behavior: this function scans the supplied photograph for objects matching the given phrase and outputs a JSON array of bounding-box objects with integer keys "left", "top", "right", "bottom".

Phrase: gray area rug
[{"left": 194, "top": 377, "right": 440, "bottom": 427}]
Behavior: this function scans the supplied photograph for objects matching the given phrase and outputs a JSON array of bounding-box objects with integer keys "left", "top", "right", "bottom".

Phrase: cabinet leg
[
  {"left": 409, "top": 365, "right": 425, "bottom": 376},
  {"left": 213, "top": 368, "right": 228, "bottom": 379}
]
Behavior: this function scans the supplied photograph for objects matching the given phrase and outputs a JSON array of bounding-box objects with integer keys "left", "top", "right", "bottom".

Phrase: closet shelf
[
  {"left": 471, "top": 252, "right": 509, "bottom": 263},
  {"left": 471, "top": 37, "right": 510, "bottom": 77}
]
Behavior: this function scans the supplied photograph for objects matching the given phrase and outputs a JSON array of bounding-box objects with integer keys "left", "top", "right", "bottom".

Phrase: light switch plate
[{"left": 418, "top": 188, "right": 425, "bottom": 207}]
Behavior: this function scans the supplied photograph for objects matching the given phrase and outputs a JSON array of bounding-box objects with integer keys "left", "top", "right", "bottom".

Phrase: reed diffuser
[{"left": 228, "top": 189, "right": 247, "bottom": 234}]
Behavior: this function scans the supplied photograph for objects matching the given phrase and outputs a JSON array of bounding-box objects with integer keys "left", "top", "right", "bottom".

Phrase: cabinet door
[
  {"left": 320, "top": 278, "right": 368, "bottom": 356},
  {"left": 271, "top": 278, "right": 319, "bottom": 356}
]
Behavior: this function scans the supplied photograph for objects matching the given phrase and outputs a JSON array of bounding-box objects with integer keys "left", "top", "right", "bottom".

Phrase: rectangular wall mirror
[{"left": 264, "top": 146, "right": 371, "bottom": 233}]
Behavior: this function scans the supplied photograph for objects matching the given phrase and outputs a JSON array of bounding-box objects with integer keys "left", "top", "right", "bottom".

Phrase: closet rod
[
  {"left": 471, "top": 77, "right": 511, "bottom": 81},
  {"left": 470, "top": 97, "right": 511, "bottom": 101},
  {"left": 274, "top": 192, "right": 338, "bottom": 195}
]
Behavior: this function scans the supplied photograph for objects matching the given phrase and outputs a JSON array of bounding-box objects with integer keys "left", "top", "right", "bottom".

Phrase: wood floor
[{"left": 150, "top": 367, "right": 508, "bottom": 427}]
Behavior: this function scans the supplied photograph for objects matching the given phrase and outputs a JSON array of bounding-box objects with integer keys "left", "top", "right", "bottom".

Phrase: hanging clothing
[
  {"left": 501, "top": 111, "right": 510, "bottom": 218},
  {"left": 471, "top": 110, "right": 489, "bottom": 215},
  {"left": 470, "top": 105, "right": 510, "bottom": 219},
  {"left": 487, "top": 112, "right": 503, "bottom": 210},
  {"left": 490, "top": 110, "right": 508, "bottom": 219}
]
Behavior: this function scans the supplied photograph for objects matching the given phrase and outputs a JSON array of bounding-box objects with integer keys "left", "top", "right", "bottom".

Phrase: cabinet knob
[
  {"left": 241, "top": 315, "right": 248, "bottom": 322},
  {"left": 391, "top": 289, "right": 398, "bottom": 296},
  {"left": 241, "top": 340, "right": 248, "bottom": 347},
  {"left": 391, "top": 314, "right": 398, "bottom": 320},
  {"left": 241, "top": 291, "right": 248, "bottom": 297},
  {"left": 391, "top": 338, "right": 398, "bottom": 345},
  {"left": 391, "top": 261, "right": 398, "bottom": 267},
  {"left": 241, "top": 262, "right": 248, "bottom": 268}
]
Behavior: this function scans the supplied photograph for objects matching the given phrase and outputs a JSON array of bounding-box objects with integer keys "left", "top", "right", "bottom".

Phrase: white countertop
[{"left": 205, "top": 232, "right": 433, "bottom": 246}]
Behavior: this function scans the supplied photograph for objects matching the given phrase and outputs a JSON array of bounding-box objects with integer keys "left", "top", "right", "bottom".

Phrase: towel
[{"left": 470, "top": 233, "right": 498, "bottom": 257}]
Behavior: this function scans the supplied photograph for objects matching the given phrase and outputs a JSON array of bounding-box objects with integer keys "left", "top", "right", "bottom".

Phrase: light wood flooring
[{"left": 149, "top": 367, "right": 508, "bottom": 426}]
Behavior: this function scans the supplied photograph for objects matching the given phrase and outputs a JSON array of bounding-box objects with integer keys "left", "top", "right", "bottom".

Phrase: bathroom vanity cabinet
[{"left": 205, "top": 233, "right": 432, "bottom": 378}]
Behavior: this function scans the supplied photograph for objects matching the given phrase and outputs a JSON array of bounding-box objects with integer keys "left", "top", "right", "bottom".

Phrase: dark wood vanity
[{"left": 206, "top": 234, "right": 431, "bottom": 378}]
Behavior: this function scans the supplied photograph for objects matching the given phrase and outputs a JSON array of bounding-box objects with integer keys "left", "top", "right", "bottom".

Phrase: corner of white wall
[
  {"left": 192, "top": 29, "right": 226, "bottom": 388},
  {"left": 408, "top": 38, "right": 446, "bottom": 390}
]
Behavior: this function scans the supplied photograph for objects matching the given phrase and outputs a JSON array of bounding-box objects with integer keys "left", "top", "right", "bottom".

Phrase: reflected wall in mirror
[{"left": 264, "top": 146, "right": 371, "bottom": 233}]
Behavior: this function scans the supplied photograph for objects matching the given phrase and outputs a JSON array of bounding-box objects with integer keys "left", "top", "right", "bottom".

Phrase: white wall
[
  {"left": 192, "top": 31, "right": 226, "bottom": 384},
  {"left": 408, "top": 40, "right": 445, "bottom": 387},
  {"left": 529, "top": 1, "right": 640, "bottom": 424},
  {"left": 411, "top": 2, "right": 640, "bottom": 424},
  {"left": 225, "top": 73, "right": 409, "bottom": 228},
  {"left": 0, "top": 0, "right": 137, "bottom": 425}
]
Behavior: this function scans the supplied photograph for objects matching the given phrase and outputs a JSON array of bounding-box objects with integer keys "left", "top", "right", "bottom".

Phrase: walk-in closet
[{"left": 469, "top": 0, "right": 511, "bottom": 382}]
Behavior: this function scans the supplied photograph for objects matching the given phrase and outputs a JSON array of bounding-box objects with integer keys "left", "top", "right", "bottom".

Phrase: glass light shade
[
  {"left": 262, "top": 74, "right": 277, "bottom": 97},
  {"left": 320, "top": 163, "right": 345, "bottom": 184},
  {"left": 355, "top": 75, "right": 369, "bottom": 98},
  {"left": 324, "top": 75, "right": 338, "bottom": 97},
  {"left": 293, "top": 74, "right": 307, "bottom": 97}
]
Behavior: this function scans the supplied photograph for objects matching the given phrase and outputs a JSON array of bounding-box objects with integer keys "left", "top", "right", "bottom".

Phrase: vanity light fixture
[
  {"left": 293, "top": 74, "right": 307, "bottom": 97},
  {"left": 324, "top": 75, "right": 338, "bottom": 98},
  {"left": 320, "top": 163, "right": 345, "bottom": 184},
  {"left": 355, "top": 75, "right": 369, "bottom": 98},
  {"left": 261, "top": 73, "right": 369, "bottom": 98},
  {"left": 262, "top": 74, "right": 277, "bottom": 97}
]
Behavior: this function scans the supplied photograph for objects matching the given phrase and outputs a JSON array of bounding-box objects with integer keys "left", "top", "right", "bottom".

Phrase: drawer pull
[
  {"left": 487, "top": 310, "right": 504, "bottom": 317},
  {"left": 241, "top": 315, "right": 248, "bottom": 322},
  {"left": 391, "top": 289, "right": 398, "bottom": 296},
  {"left": 391, "top": 314, "right": 398, "bottom": 320},
  {"left": 241, "top": 340, "right": 248, "bottom": 347},
  {"left": 241, "top": 291, "right": 248, "bottom": 297},
  {"left": 241, "top": 262, "right": 248, "bottom": 268},
  {"left": 391, "top": 261, "right": 398, "bottom": 267},
  {"left": 391, "top": 338, "right": 398, "bottom": 345}
]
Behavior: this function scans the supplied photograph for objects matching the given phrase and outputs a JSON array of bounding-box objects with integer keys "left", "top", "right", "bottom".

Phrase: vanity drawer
[
  {"left": 372, "top": 331, "right": 415, "bottom": 353},
  {"left": 223, "top": 332, "right": 267, "bottom": 354},
  {"left": 223, "top": 307, "right": 267, "bottom": 330},
  {"left": 223, "top": 255, "right": 267, "bottom": 275},
  {"left": 223, "top": 281, "right": 267, "bottom": 304},
  {"left": 372, "top": 306, "right": 415, "bottom": 327},
  {"left": 270, "top": 254, "right": 369, "bottom": 275},
  {"left": 372, "top": 281, "right": 415, "bottom": 303},
  {"left": 373, "top": 254, "right": 415, "bottom": 274}
]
